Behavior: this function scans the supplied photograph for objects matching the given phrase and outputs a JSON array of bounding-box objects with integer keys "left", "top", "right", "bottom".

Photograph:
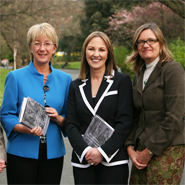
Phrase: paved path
[{"left": 0, "top": 68, "right": 185, "bottom": 184}]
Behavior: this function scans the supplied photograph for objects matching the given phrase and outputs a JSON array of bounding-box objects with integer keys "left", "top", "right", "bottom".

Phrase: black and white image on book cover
[
  {"left": 83, "top": 115, "right": 114, "bottom": 148},
  {"left": 19, "top": 97, "right": 50, "bottom": 136}
]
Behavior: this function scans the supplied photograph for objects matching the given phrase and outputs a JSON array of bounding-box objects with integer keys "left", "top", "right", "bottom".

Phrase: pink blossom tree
[{"left": 107, "top": 2, "right": 184, "bottom": 48}]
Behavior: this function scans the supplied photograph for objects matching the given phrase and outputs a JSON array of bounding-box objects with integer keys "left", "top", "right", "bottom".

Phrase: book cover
[
  {"left": 83, "top": 115, "right": 114, "bottom": 148},
  {"left": 19, "top": 97, "right": 50, "bottom": 136}
]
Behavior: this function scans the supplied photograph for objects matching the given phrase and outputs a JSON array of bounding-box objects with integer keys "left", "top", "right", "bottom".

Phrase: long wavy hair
[
  {"left": 126, "top": 23, "right": 173, "bottom": 74},
  {"left": 78, "top": 31, "right": 117, "bottom": 80}
]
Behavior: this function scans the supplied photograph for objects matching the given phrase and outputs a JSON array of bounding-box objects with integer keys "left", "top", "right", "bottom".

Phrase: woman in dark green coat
[{"left": 125, "top": 23, "right": 185, "bottom": 185}]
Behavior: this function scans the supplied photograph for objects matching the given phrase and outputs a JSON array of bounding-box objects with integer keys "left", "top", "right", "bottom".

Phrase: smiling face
[
  {"left": 137, "top": 29, "right": 160, "bottom": 64},
  {"left": 86, "top": 37, "right": 108, "bottom": 72},
  {"left": 29, "top": 36, "right": 57, "bottom": 66}
]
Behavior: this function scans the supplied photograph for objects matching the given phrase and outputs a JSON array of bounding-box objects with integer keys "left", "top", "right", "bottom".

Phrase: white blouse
[{"left": 143, "top": 57, "right": 160, "bottom": 89}]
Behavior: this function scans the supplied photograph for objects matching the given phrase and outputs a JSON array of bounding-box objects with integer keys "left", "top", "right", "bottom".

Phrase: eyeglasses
[
  {"left": 43, "top": 85, "right": 50, "bottom": 107},
  {"left": 136, "top": 38, "right": 159, "bottom": 46},
  {"left": 30, "top": 42, "right": 55, "bottom": 49}
]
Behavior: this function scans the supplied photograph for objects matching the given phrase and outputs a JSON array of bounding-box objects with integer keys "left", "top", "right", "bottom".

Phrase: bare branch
[
  {"left": 0, "top": 0, "right": 55, "bottom": 18},
  {"left": 158, "top": 0, "right": 185, "bottom": 19}
]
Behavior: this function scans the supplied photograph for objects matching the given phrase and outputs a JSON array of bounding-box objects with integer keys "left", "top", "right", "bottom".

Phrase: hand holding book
[
  {"left": 14, "top": 124, "right": 43, "bottom": 136},
  {"left": 45, "top": 107, "right": 66, "bottom": 128},
  {"left": 85, "top": 148, "right": 103, "bottom": 166}
]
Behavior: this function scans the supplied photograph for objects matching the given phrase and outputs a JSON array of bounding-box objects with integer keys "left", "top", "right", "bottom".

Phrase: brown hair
[
  {"left": 126, "top": 23, "right": 173, "bottom": 74},
  {"left": 27, "top": 22, "right": 58, "bottom": 62},
  {"left": 78, "top": 31, "right": 117, "bottom": 80}
]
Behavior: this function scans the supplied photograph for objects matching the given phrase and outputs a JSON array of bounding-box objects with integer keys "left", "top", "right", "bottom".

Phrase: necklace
[
  {"left": 44, "top": 77, "right": 48, "bottom": 80},
  {"left": 144, "top": 79, "right": 148, "bottom": 85}
]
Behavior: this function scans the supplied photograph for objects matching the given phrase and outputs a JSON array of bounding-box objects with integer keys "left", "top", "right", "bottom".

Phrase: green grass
[
  {"left": 66, "top": 61, "right": 81, "bottom": 69},
  {"left": 52, "top": 61, "right": 81, "bottom": 70},
  {"left": 0, "top": 68, "right": 12, "bottom": 105}
]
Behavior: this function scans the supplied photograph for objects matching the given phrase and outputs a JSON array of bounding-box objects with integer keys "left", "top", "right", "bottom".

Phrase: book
[
  {"left": 83, "top": 115, "right": 114, "bottom": 148},
  {"left": 19, "top": 97, "right": 50, "bottom": 136}
]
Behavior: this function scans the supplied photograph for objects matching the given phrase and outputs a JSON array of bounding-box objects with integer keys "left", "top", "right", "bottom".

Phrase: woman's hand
[
  {"left": 136, "top": 148, "right": 153, "bottom": 165},
  {"left": 30, "top": 126, "right": 43, "bottom": 136},
  {"left": 45, "top": 107, "right": 66, "bottom": 128},
  {"left": 14, "top": 124, "right": 43, "bottom": 136},
  {"left": 85, "top": 148, "right": 103, "bottom": 166},
  {"left": 0, "top": 159, "right": 6, "bottom": 173},
  {"left": 127, "top": 146, "right": 147, "bottom": 170}
]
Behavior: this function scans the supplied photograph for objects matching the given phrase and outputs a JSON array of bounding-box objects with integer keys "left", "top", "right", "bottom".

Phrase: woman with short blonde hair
[
  {"left": 1, "top": 22, "right": 72, "bottom": 185},
  {"left": 27, "top": 22, "right": 59, "bottom": 62}
]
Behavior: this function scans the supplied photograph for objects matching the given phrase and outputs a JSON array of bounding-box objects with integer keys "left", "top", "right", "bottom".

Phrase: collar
[
  {"left": 81, "top": 70, "right": 115, "bottom": 83},
  {"left": 27, "top": 61, "right": 53, "bottom": 80},
  {"left": 145, "top": 57, "right": 160, "bottom": 69}
]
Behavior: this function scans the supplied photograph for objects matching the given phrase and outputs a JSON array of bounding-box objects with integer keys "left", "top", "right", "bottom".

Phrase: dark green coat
[{"left": 125, "top": 60, "right": 185, "bottom": 156}]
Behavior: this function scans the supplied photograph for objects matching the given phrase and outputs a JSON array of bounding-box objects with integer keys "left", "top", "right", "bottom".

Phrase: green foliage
[
  {"left": 66, "top": 62, "right": 81, "bottom": 70},
  {"left": 80, "top": 0, "right": 115, "bottom": 39},
  {"left": 53, "top": 53, "right": 81, "bottom": 63},
  {"left": 58, "top": 35, "right": 82, "bottom": 61},
  {"left": 114, "top": 46, "right": 135, "bottom": 80},
  {"left": 53, "top": 56, "right": 63, "bottom": 63},
  {"left": 81, "top": 0, "right": 150, "bottom": 40},
  {"left": 0, "top": 68, "right": 12, "bottom": 105},
  {"left": 169, "top": 38, "right": 185, "bottom": 69},
  {"left": 0, "top": 36, "right": 13, "bottom": 61}
]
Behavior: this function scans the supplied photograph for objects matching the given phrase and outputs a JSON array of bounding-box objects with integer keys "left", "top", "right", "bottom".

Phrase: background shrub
[{"left": 169, "top": 38, "right": 185, "bottom": 69}]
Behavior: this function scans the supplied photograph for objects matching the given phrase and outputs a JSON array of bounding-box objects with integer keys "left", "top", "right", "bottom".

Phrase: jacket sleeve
[
  {"left": 0, "top": 124, "right": 6, "bottom": 161},
  {"left": 1, "top": 72, "right": 19, "bottom": 141},
  {"left": 100, "top": 74, "right": 134, "bottom": 158},
  {"left": 124, "top": 75, "right": 139, "bottom": 147},
  {"left": 65, "top": 81, "right": 89, "bottom": 156},
  {"left": 145, "top": 62, "right": 185, "bottom": 156},
  {"left": 60, "top": 75, "right": 72, "bottom": 137}
]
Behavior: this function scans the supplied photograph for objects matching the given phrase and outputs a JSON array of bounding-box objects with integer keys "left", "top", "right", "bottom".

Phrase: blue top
[{"left": 1, "top": 61, "right": 72, "bottom": 159}]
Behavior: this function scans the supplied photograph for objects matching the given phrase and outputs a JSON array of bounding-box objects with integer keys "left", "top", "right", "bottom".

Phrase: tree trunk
[{"left": 16, "top": 47, "right": 23, "bottom": 69}]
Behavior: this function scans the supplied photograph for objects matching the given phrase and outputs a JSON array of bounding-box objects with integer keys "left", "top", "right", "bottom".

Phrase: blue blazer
[{"left": 1, "top": 61, "right": 72, "bottom": 159}]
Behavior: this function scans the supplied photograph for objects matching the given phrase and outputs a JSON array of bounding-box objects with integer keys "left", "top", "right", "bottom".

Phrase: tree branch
[{"left": 158, "top": 0, "right": 185, "bottom": 19}]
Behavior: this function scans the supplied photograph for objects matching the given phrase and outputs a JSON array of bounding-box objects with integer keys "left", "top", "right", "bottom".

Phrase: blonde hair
[
  {"left": 79, "top": 31, "right": 117, "bottom": 80},
  {"left": 27, "top": 22, "right": 58, "bottom": 62},
  {"left": 127, "top": 23, "right": 173, "bottom": 74}
]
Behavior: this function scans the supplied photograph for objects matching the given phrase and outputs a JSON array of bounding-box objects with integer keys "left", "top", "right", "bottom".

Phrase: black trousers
[
  {"left": 73, "top": 163, "right": 129, "bottom": 185},
  {"left": 7, "top": 144, "right": 64, "bottom": 185}
]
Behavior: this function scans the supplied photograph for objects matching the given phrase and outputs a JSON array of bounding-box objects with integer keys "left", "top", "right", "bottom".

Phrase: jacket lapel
[
  {"left": 79, "top": 71, "right": 114, "bottom": 116},
  {"left": 94, "top": 78, "right": 113, "bottom": 113},
  {"left": 143, "top": 61, "right": 162, "bottom": 92},
  {"left": 79, "top": 78, "right": 95, "bottom": 115},
  {"left": 136, "top": 66, "right": 145, "bottom": 95}
]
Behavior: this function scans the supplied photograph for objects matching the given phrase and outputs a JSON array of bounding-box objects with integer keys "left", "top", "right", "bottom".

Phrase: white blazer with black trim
[{"left": 65, "top": 71, "right": 133, "bottom": 168}]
